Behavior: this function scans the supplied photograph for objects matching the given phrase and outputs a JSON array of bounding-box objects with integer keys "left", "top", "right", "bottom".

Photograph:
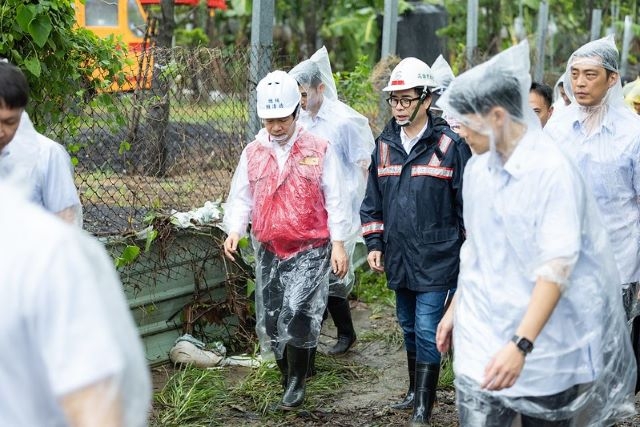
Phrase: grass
[
  {"left": 75, "top": 95, "right": 248, "bottom": 132},
  {"left": 152, "top": 354, "right": 374, "bottom": 426},
  {"left": 438, "top": 352, "right": 455, "bottom": 389},
  {"left": 358, "top": 326, "right": 404, "bottom": 350},
  {"left": 153, "top": 367, "right": 227, "bottom": 427},
  {"left": 351, "top": 267, "right": 395, "bottom": 308},
  {"left": 76, "top": 169, "right": 231, "bottom": 209}
]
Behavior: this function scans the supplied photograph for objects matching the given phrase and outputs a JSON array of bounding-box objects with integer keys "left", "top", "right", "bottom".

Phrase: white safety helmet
[
  {"left": 383, "top": 57, "right": 437, "bottom": 92},
  {"left": 256, "top": 70, "right": 301, "bottom": 119}
]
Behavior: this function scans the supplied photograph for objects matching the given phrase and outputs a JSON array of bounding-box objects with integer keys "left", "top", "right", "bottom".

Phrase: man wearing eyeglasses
[{"left": 360, "top": 57, "right": 471, "bottom": 425}]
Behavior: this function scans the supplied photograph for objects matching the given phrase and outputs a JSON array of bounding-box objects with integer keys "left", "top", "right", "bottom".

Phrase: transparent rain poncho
[
  {"left": 431, "top": 54, "right": 455, "bottom": 95},
  {"left": 223, "top": 124, "right": 350, "bottom": 358},
  {"left": 0, "top": 112, "right": 83, "bottom": 226},
  {"left": 0, "top": 182, "right": 150, "bottom": 426},
  {"left": 430, "top": 54, "right": 460, "bottom": 130},
  {"left": 545, "top": 36, "right": 640, "bottom": 316},
  {"left": 289, "top": 46, "right": 375, "bottom": 297},
  {"left": 437, "top": 40, "right": 636, "bottom": 425},
  {"left": 552, "top": 72, "right": 570, "bottom": 112}
]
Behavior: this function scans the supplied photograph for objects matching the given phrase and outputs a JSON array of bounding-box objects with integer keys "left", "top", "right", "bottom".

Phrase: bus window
[
  {"left": 85, "top": 0, "right": 118, "bottom": 27},
  {"left": 127, "top": 0, "right": 146, "bottom": 38}
]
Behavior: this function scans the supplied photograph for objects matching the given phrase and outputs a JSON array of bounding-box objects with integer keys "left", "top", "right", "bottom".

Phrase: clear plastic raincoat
[
  {"left": 289, "top": 47, "right": 375, "bottom": 297},
  {"left": 552, "top": 72, "right": 570, "bottom": 113},
  {"left": 545, "top": 36, "right": 640, "bottom": 319},
  {"left": 0, "top": 182, "right": 150, "bottom": 426},
  {"left": 430, "top": 54, "right": 460, "bottom": 131},
  {"left": 437, "top": 40, "right": 636, "bottom": 425},
  {"left": 223, "top": 124, "right": 350, "bottom": 358},
  {"left": 0, "top": 112, "right": 82, "bottom": 226}
]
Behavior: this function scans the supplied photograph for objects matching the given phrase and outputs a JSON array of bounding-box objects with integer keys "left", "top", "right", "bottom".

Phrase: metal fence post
[
  {"left": 248, "top": 0, "right": 274, "bottom": 140},
  {"left": 533, "top": 1, "right": 548, "bottom": 83},
  {"left": 590, "top": 9, "right": 602, "bottom": 41},
  {"left": 620, "top": 15, "right": 633, "bottom": 81},
  {"left": 466, "top": 0, "right": 478, "bottom": 67},
  {"left": 381, "top": 0, "right": 398, "bottom": 59}
]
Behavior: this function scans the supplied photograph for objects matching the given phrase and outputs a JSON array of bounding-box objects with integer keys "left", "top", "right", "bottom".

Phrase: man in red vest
[{"left": 223, "top": 70, "right": 350, "bottom": 409}]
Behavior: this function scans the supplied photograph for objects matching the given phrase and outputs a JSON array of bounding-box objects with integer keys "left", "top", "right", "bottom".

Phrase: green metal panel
[
  {"left": 106, "top": 227, "right": 246, "bottom": 366},
  {"left": 106, "top": 228, "right": 368, "bottom": 366}
]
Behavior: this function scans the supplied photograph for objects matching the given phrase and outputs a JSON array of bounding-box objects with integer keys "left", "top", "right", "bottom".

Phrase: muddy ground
[{"left": 151, "top": 301, "right": 640, "bottom": 426}]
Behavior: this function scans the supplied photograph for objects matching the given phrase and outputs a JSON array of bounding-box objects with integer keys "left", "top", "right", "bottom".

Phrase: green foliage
[
  {"left": 435, "top": 0, "right": 640, "bottom": 78},
  {"left": 175, "top": 28, "right": 209, "bottom": 47},
  {"left": 334, "top": 55, "right": 378, "bottom": 118},
  {"left": 351, "top": 267, "right": 395, "bottom": 307},
  {"left": 152, "top": 357, "right": 373, "bottom": 425},
  {"left": 115, "top": 245, "right": 141, "bottom": 268},
  {"left": 0, "top": 0, "right": 127, "bottom": 127},
  {"left": 438, "top": 352, "right": 455, "bottom": 389},
  {"left": 154, "top": 367, "right": 227, "bottom": 426}
]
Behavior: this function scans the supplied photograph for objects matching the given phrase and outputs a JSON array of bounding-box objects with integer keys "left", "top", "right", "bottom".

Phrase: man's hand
[
  {"left": 481, "top": 342, "right": 525, "bottom": 391},
  {"left": 367, "top": 250, "right": 384, "bottom": 273},
  {"left": 223, "top": 232, "right": 241, "bottom": 261},
  {"left": 331, "top": 241, "right": 349, "bottom": 279},
  {"left": 436, "top": 306, "right": 454, "bottom": 353}
]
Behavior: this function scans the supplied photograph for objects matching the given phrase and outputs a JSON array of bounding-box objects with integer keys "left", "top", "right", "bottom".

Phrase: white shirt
[
  {"left": 545, "top": 104, "right": 640, "bottom": 284},
  {"left": 400, "top": 120, "right": 429, "bottom": 154},
  {"left": 0, "top": 112, "right": 82, "bottom": 226},
  {"left": 298, "top": 98, "right": 374, "bottom": 238},
  {"left": 0, "top": 183, "right": 150, "bottom": 426},
  {"left": 454, "top": 132, "right": 621, "bottom": 397},
  {"left": 223, "top": 124, "right": 351, "bottom": 242}
]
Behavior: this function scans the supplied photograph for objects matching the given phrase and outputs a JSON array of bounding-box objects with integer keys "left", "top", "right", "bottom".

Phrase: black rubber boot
[
  {"left": 326, "top": 296, "right": 357, "bottom": 355},
  {"left": 281, "top": 345, "right": 310, "bottom": 409},
  {"left": 410, "top": 363, "right": 440, "bottom": 426},
  {"left": 307, "top": 346, "right": 317, "bottom": 378},
  {"left": 275, "top": 357, "right": 287, "bottom": 390},
  {"left": 390, "top": 351, "right": 416, "bottom": 410}
]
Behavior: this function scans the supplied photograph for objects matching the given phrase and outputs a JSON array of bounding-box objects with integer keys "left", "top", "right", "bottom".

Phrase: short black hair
[
  {"left": 294, "top": 62, "right": 323, "bottom": 89},
  {"left": 448, "top": 72, "right": 522, "bottom": 119},
  {"left": 530, "top": 82, "right": 553, "bottom": 108},
  {"left": 0, "top": 62, "right": 29, "bottom": 109}
]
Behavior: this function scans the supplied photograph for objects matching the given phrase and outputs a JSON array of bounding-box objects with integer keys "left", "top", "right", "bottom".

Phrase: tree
[{"left": 0, "top": 0, "right": 126, "bottom": 127}]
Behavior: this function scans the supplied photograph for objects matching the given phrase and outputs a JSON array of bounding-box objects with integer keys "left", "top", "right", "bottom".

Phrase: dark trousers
[
  {"left": 257, "top": 244, "right": 330, "bottom": 359},
  {"left": 457, "top": 377, "right": 579, "bottom": 427}
]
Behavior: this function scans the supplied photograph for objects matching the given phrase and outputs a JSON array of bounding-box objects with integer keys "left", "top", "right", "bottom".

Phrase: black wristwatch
[{"left": 511, "top": 335, "right": 534, "bottom": 356}]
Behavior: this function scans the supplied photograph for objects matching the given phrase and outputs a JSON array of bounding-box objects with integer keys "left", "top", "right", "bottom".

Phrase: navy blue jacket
[{"left": 360, "top": 114, "right": 472, "bottom": 292}]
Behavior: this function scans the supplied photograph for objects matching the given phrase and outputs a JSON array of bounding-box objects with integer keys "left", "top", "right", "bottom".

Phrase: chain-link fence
[{"left": 47, "top": 46, "right": 294, "bottom": 237}]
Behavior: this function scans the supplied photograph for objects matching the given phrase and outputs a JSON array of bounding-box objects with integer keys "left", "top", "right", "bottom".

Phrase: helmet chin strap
[{"left": 398, "top": 89, "right": 429, "bottom": 127}]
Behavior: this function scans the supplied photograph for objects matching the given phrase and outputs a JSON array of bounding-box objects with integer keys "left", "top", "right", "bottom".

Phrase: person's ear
[
  {"left": 318, "top": 82, "right": 326, "bottom": 95},
  {"left": 490, "top": 106, "right": 507, "bottom": 128},
  {"left": 423, "top": 92, "right": 433, "bottom": 110},
  {"left": 608, "top": 72, "right": 619, "bottom": 88},
  {"left": 548, "top": 105, "right": 554, "bottom": 118}
]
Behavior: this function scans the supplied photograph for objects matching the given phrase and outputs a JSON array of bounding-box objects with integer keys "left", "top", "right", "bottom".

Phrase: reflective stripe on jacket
[{"left": 360, "top": 114, "right": 472, "bottom": 291}]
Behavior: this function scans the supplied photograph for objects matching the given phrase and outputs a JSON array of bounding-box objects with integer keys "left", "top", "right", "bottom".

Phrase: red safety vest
[{"left": 247, "top": 131, "right": 330, "bottom": 258}]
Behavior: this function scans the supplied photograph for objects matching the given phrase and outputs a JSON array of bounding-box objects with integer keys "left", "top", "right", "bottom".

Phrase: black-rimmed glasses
[{"left": 386, "top": 96, "right": 421, "bottom": 108}]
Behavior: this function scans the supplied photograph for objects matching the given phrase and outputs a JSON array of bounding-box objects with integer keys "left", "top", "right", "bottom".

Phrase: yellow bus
[{"left": 74, "top": 0, "right": 151, "bottom": 91}]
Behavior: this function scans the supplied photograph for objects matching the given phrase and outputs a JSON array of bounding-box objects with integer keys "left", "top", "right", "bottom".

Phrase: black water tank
[{"left": 395, "top": 2, "right": 448, "bottom": 64}]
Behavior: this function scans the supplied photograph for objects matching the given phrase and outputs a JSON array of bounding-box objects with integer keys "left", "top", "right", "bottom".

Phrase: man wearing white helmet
[
  {"left": 360, "top": 57, "right": 471, "bottom": 425},
  {"left": 223, "top": 70, "right": 350, "bottom": 409},
  {"left": 289, "top": 47, "right": 375, "bottom": 360}
]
